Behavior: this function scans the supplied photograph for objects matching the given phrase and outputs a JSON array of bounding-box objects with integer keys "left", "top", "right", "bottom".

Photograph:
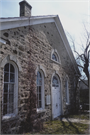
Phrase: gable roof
[{"left": 0, "top": 15, "right": 80, "bottom": 75}]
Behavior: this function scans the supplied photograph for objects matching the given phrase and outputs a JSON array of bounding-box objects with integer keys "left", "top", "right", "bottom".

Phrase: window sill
[
  {"left": 51, "top": 59, "right": 61, "bottom": 65},
  {"left": 37, "top": 108, "right": 46, "bottom": 114},
  {"left": 66, "top": 102, "right": 70, "bottom": 105},
  {"left": 2, "top": 114, "right": 16, "bottom": 121}
]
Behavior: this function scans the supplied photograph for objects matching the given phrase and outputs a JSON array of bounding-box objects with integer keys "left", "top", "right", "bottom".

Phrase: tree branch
[
  {"left": 77, "top": 64, "right": 84, "bottom": 69},
  {"left": 79, "top": 78, "right": 88, "bottom": 87}
]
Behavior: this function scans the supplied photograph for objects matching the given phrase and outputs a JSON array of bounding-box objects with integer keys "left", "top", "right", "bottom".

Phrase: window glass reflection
[{"left": 52, "top": 54, "right": 57, "bottom": 61}]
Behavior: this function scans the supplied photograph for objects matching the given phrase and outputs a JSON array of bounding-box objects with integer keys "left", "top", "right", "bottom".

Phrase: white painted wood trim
[{"left": 0, "top": 17, "right": 55, "bottom": 31}]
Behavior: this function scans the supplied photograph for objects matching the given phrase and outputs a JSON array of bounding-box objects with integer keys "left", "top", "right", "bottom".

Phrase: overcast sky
[{"left": 0, "top": 0, "right": 90, "bottom": 52}]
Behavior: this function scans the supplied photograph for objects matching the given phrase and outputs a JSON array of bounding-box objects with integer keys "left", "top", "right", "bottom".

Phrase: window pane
[
  {"left": 37, "top": 102, "right": 39, "bottom": 108},
  {"left": 39, "top": 79, "right": 42, "bottom": 85},
  {"left": 52, "top": 54, "right": 57, "bottom": 61},
  {"left": 39, "top": 101, "right": 41, "bottom": 108},
  {"left": 4, "top": 84, "right": 8, "bottom": 93},
  {"left": 37, "top": 71, "right": 42, "bottom": 85},
  {"left": 39, "top": 86, "right": 41, "bottom": 93},
  {"left": 9, "top": 84, "right": 14, "bottom": 93},
  {"left": 37, "top": 71, "right": 42, "bottom": 78},
  {"left": 10, "top": 64, "right": 14, "bottom": 73},
  {"left": 4, "top": 94, "right": 7, "bottom": 103},
  {"left": 3, "top": 104, "right": 7, "bottom": 115},
  {"left": 9, "top": 104, "right": 13, "bottom": 113},
  {"left": 52, "top": 76, "right": 59, "bottom": 87},
  {"left": 4, "top": 73, "right": 9, "bottom": 82},
  {"left": 39, "top": 93, "right": 41, "bottom": 100},
  {"left": 4, "top": 63, "right": 9, "bottom": 72},
  {"left": 9, "top": 94, "right": 14, "bottom": 103},
  {"left": 10, "top": 73, "right": 15, "bottom": 82}
]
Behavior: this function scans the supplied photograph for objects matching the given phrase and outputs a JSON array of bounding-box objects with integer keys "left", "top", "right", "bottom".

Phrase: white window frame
[
  {"left": 65, "top": 77, "right": 69, "bottom": 105},
  {"left": 37, "top": 70, "right": 45, "bottom": 113},
  {"left": 2, "top": 61, "right": 18, "bottom": 120}
]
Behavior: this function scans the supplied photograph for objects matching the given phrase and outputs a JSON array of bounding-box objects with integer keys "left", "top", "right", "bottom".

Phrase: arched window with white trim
[
  {"left": 65, "top": 78, "right": 69, "bottom": 104},
  {"left": 3, "top": 61, "right": 18, "bottom": 118},
  {"left": 37, "top": 70, "right": 45, "bottom": 111},
  {"left": 51, "top": 49, "right": 61, "bottom": 63}
]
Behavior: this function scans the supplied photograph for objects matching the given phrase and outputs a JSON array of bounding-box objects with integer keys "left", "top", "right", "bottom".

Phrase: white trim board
[{"left": 0, "top": 16, "right": 56, "bottom": 31}]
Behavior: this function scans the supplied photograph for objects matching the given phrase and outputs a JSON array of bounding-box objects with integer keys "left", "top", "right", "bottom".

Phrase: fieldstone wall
[{"left": 0, "top": 22, "right": 79, "bottom": 133}]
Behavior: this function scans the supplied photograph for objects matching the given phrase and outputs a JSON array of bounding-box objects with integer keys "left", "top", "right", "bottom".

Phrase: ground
[{"left": 24, "top": 111, "right": 90, "bottom": 134}]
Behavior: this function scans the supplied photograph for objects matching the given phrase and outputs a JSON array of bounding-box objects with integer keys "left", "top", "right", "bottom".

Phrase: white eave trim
[
  {"left": 0, "top": 16, "right": 56, "bottom": 31},
  {"left": 0, "top": 38, "right": 6, "bottom": 44}
]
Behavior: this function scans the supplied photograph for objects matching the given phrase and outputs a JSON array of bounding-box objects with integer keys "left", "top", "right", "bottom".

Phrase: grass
[
  {"left": 25, "top": 120, "right": 89, "bottom": 134},
  {"left": 39, "top": 120, "right": 88, "bottom": 134}
]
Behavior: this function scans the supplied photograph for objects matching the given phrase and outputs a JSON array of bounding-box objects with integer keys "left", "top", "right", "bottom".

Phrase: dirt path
[{"left": 62, "top": 118, "right": 90, "bottom": 124}]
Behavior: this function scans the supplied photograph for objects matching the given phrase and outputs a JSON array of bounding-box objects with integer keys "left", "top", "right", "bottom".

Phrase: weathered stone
[
  {"left": 13, "top": 50, "right": 17, "bottom": 54},
  {"left": 18, "top": 45, "right": 24, "bottom": 51},
  {"left": 3, "top": 32, "right": 9, "bottom": 37}
]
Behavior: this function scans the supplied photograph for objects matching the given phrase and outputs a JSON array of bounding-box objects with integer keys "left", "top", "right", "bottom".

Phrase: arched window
[
  {"left": 37, "top": 70, "right": 45, "bottom": 111},
  {"left": 65, "top": 78, "right": 69, "bottom": 104},
  {"left": 3, "top": 62, "right": 18, "bottom": 118}
]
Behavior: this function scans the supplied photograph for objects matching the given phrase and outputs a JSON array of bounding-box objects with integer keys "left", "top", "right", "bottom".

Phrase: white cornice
[{"left": 0, "top": 16, "right": 56, "bottom": 30}]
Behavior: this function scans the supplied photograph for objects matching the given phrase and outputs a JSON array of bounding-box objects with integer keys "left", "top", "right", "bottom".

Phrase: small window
[{"left": 65, "top": 78, "right": 69, "bottom": 104}]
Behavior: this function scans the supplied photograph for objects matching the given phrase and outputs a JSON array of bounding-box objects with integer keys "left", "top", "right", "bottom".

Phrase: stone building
[{"left": 0, "top": 0, "right": 80, "bottom": 133}]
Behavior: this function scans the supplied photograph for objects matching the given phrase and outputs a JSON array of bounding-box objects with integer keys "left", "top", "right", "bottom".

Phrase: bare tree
[{"left": 66, "top": 25, "right": 90, "bottom": 87}]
